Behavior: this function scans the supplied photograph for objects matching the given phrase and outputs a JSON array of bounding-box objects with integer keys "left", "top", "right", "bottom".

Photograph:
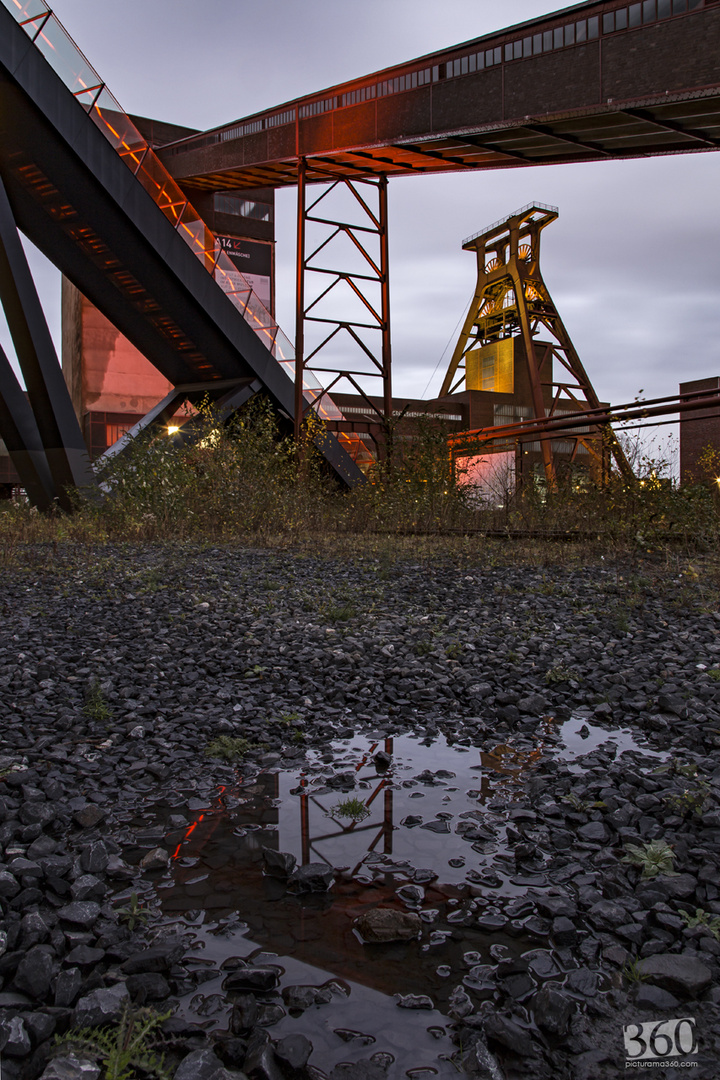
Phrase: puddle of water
[{"left": 121, "top": 719, "right": 663, "bottom": 1078}]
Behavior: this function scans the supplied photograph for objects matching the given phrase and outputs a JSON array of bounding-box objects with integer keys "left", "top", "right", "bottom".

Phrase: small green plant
[
  {"left": 622, "top": 957, "right": 649, "bottom": 984},
  {"left": 54, "top": 1000, "right": 172, "bottom": 1079},
  {"left": 545, "top": 665, "right": 580, "bottom": 685},
  {"left": 244, "top": 665, "right": 266, "bottom": 678},
  {"left": 653, "top": 758, "right": 698, "bottom": 779},
  {"left": 678, "top": 908, "right": 720, "bottom": 940},
  {"left": 563, "top": 793, "right": 606, "bottom": 811},
  {"left": 83, "top": 679, "right": 112, "bottom": 723},
  {"left": 329, "top": 796, "right": 370, "bottom": 822},
  {"left": 327, "top": 601, "right": 356, "bottom": 622},
  {"left": 204, "top": 735, "right": 251, "bottom": 762},
  {"left": 664, "top": 780, "right": 710, "bottom": 819},
  {"left": 445, "top": 642, "right": 463, "bottom": 660},
  {"left": 622, "top": 839, "right": 678, "bottom": 879},
  {"left": 115, "top": 892, "right": 151, "bottom": 932},
  {"left": 708, "top": 669, "right": 720, "bottom": 682},
  {"left": 276, "top": 711, "right": 300, "bottom": 726}
]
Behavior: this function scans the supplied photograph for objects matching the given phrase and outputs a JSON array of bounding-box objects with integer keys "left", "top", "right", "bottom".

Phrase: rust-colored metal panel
[
  {"left": 504, "top": 43, "right": 600, "bottom": 118},
  {"left": 430, "top": 70, "right": 503, "bottom": 133},
  {"left": 333, "top": 101, "right": 377, "bottom": 148},
  {"left": 602, "top": 9, "right": 720, "bottom": 101},
  {"left": 298, "top": 114, "right": 336, "bottom": 156},
  {"left": 376, "top": 87, "right": 432, "bottom": 140},
  {"left": 267, "top": 124, "right": 295, "bottom": 161}
]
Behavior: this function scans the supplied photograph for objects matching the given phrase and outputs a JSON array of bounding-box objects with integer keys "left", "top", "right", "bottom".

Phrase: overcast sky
[{"left": 3, "top": 0, "right": 719, "bottom": 432}]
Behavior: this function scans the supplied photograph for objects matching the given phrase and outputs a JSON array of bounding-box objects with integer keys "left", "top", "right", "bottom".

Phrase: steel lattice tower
[{"left": 440, "top": 204, "right": 632, "bottom": 485}]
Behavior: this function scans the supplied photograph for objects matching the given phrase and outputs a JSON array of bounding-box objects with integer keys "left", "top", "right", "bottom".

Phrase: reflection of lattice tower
[{"left": 440, "top": 203, "right": 632, "bottom": 484}]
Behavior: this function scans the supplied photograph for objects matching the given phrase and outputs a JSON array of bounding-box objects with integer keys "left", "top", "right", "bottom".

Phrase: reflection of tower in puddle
[{"left": 298, "top": 738, "right": 394, "bottom": 871}]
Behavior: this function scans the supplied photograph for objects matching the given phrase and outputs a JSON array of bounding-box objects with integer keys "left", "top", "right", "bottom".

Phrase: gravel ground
[{"left": 0, "top": 543, "right": 719, "bottom": 1080}]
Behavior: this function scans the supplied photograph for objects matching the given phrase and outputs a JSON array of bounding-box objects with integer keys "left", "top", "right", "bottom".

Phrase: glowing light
[{"left": 167, "top": 425, "right": 180, "bottom": 435}]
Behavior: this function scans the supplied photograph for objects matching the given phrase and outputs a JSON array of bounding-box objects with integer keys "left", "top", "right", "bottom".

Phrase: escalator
[{"left": 0, "top": 0, "right": 366, "bottom": 496}]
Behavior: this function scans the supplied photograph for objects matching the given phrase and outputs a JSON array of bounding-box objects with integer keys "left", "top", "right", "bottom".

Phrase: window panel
[
  {"left": 576, "top": 19, "right": 587, "bottom": 41},
  {"left": 486, "top": 49, "right": 494, "bottom": 66},
  {"left": 603, "top": 11, "right": 615, "bottom": 31},
  {"left": 476, "top": 53, "right": 484, "bottom": 70},
  {"left": 616, "top": 8, "right": 628, "bottom": 29},
  {"left": 543, "top": 29, "right": 553, "bottom": 49},
  {"left": 494, "top": 46, "right": 502, "bottom": 64},
  {"left": 533, "top": 32, "right": 543, "bottom": 53},
  {"left": 672, "top": 0, "right": 686, "bottom": 10},
  {"left": 588, "top": 15, "right": 599, "bottom": 36},
  {"left": 658, "top": 0, "right": 671, "bottom": 14},
  {"left": 469, "top": 53, "right": 476, "bottom": 72},
  {"left": 513, "top": 40, "right": 522, "bottom": 58},
  {"left": 453, "top": 59, "right": 461, "bottom": 76},
  {"left": 564, "top": 23, "right": 575, "bottom": 44},
  {"left": 643, "top": 0, "right": 656, "bottom": 22},
  {"left": 688, "top": 0, "right": 702, "bottom": 8},
  {"left": 629, "top": 3, "right": 642, "bottom": 25},
  {"left": 523, "top": 36, "right": 533, "bottom": 56},
  {"left": 554, "top": 26, "right": 564, "bottom": 47},
  {"left": 505, "top": 43, "right": 513, "bottom": 61}
]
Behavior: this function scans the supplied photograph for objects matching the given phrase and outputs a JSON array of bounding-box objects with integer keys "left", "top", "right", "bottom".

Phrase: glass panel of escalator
[
  {"left": 4, "top": 0, "right": 49, "bottom": 25},
  {"left": 90, "top": 88, "right": 146, "bottom": 166},
  {"left": 136, "top": 153, "right": 186, "bottom": 223},
  {"left": 32, "top": 13, "right": 101, "bottom": 97}
]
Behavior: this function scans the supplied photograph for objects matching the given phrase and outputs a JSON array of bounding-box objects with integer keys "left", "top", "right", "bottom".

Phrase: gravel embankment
[{"left": 0, "top": 544, "right": 719, "bottom": 1079}]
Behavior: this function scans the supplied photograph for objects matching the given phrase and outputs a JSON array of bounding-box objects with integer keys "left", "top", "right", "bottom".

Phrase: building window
[{"left": 213, "top": 195, "right": 273, "bottom": 223}]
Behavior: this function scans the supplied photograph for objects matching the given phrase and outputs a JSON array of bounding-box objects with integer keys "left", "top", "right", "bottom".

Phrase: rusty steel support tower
[
  {"left": 294, "top": 162, "right": 392, "bottom": 458},
  {"left": 440, "top": 203, "right": 633, "bottom": 485}
]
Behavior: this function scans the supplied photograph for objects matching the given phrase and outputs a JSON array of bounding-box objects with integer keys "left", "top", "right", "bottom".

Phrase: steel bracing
[{"left": 295, "top": 164, "right": 392, "bottom": 459}]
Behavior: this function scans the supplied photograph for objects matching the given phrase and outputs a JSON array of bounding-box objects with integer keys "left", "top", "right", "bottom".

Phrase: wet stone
[
  {"left": 38, "top": 1054, "right": 101, "bottom": 1080},
  {"left": 637, "top": 953, "right": 713, "bottom": 998},
  {"left": 73, "top": 984, "right": 130, "bottom": 1028},
  {"left": 263, "top": 850, "right": 297, "bottom": 878},
  {"left": 355, "top": 909, "right": 422, "bottom": 943},
  {"left": 13, "top": 945, "right": 55, "bottom": 999},
  {"left": 139, "top": 847, "right": 169, "bottom": 870},
  {"left": 274, "top": 1033, "right": 312, "bottom": 1071},
  {"left": 0, "top": 1015, "right": 31, "bottom": 1057},
  {"left": 635, "top": 984, "right": 681, "bottom": 1010},
  {"left": 395, "top": 994, "right": 434, "bottom": 1010},
  {"left": 532, "top": 985, "right": 575, "bottom": 1036},
  {"left": 218, "top": 964, "right": 280, "bottom": 996},
  {"left": 287, "top": 863, "right": 334, "bottom": 893},
  {"left": 56, "top": 902, "right": 101, "bottom": 929}
]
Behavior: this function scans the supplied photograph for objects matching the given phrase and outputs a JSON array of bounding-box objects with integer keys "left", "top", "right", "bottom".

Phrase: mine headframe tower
[{"left": 440, "top": 203, "right": 633, "bottom": 486}]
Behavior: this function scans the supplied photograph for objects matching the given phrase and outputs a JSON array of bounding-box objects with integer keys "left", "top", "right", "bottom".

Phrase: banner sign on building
[{"left": 215, "top": 235, "right": 273, "bottom": 311}]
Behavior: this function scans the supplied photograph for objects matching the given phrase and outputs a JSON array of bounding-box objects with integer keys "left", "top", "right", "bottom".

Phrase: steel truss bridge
[{"left": 0, "top": 0, "right": 719, "bottom": 505}]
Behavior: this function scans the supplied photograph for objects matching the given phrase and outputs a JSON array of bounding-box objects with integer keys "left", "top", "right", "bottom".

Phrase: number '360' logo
[{"left": 624, "top": 1017, "right": 697, "bottom": 1060}]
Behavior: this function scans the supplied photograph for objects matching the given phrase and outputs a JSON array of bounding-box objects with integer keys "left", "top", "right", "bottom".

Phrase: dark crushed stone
[{"left": 0, "top": 544, "right": 719, "bottom": 1079}]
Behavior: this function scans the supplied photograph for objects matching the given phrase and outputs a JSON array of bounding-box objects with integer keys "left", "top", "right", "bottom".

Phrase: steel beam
[
  {"left": 0, "top": 175, "right": 96, "bottom": 509},
  {"left": 0, "top": 342, "right": 55, "bottom": 508}
]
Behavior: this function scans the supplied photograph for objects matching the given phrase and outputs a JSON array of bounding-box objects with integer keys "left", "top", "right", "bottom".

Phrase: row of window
[
  {"left": 169, "top": 0, "right": 708, "bottom": 155},
  {"left": 213, "top": 195, "right": 273, "bottom": 222},
  {"left": 299, "top": 97, "right": 337, "bottom": 119},
  {"left": 603, "top": 0, "right": 702, "bottom": 34},
  {"left": 490, "top": 0, "right": 703, "bottom": 70}
]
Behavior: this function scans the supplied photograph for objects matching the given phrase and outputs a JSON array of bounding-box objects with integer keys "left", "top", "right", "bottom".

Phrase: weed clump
[
  {"left": 204, "top": 735, "right": 258, "bottom": 762},
  {"left": 329, "top": 796, "right": 370, "bottom": 822}
]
